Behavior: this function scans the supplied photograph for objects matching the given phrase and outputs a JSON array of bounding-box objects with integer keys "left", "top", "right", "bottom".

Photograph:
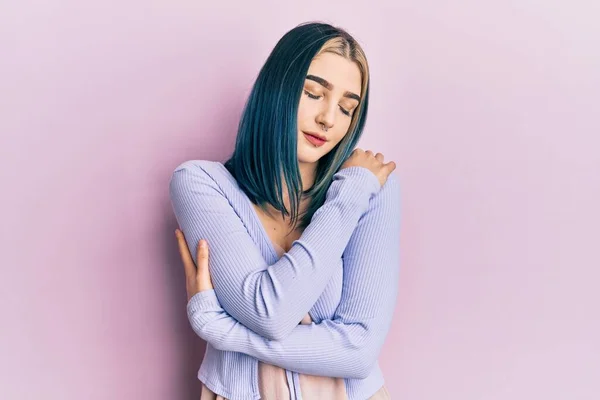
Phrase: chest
[
  {"left": 249, "top": 202, "right": 344, "bottom": 322},
  {"left": 251, "top": 204, "right": 304, "bottom": 252}
]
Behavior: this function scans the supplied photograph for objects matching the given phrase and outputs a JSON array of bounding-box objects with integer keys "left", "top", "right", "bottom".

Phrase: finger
[
  {"left": 385, "top": 161, "right": 397, "bottom": 173},
  {"left": 196, "top": 239, "right": 214, "bottom": 290},
  {"left": 375, "top": 153, "right": 384, "bottom": 162},
  {"left": 175, "top": 229, "right": 197, "bottom": 279},
  {"left": 365, "top": 150, "right": 374, "bottom": 156}
]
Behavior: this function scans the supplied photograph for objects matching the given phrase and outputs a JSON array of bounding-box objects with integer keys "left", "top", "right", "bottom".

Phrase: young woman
[{"left": 170, "top": 22, "right": 400, "bottom": 400}]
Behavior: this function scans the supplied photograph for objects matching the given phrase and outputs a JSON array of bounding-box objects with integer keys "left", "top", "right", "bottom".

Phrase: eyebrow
[{"left": 305, "top": 74, "right": 361, "bottom": 102}]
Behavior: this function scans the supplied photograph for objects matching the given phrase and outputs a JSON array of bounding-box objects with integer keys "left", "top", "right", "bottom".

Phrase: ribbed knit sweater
[{"left": 169, "top": 160, "right": 401, "bottom": 400}]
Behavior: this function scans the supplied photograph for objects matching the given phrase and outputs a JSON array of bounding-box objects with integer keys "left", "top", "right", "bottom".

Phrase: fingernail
[{"left": 200, "top": 240, "right": 207, "bottom": 248}]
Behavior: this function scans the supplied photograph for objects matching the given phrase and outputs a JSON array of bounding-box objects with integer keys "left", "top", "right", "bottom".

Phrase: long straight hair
[{"left": 224, "top": 22, "right": 371, "bottom": 229}]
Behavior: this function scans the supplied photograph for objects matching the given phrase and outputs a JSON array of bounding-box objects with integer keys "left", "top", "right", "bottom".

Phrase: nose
[{"left": 316, "top": 101, "right": 336, "bottom": 131}]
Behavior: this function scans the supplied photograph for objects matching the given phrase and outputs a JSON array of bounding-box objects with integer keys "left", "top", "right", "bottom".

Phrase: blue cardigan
[{"left": 169, "top": 160, "right": 401, "bottom": 400}]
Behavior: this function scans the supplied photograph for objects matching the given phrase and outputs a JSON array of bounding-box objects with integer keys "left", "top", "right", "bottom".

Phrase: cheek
[
  {"left": 297, "top": 97, "right": 311, "bottom": 122},
  {"left": 297, "top": 97, "right": 326, "bottom": 123},
  {"left": 333, "top": 119, "right": 352, "bottom": 141}
]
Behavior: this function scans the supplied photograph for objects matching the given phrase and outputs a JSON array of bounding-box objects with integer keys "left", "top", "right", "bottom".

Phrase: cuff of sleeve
[{"left": 333, "top": 166, "right": 381, "bottom": 196}]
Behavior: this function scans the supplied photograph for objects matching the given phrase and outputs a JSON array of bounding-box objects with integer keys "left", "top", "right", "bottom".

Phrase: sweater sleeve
[
  {"left": 185, "top": 172, "right": 401, "bottom": 379},
  {"left": 169, "top": 160, "right": 381, "bottom": 341}
]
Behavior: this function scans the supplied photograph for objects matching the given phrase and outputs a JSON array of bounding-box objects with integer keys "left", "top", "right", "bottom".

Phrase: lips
[{"left": 303, "top": 131, "right": 327, "bottom": 147}]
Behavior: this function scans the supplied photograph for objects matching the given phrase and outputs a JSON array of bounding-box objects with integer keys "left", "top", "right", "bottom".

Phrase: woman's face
[{"left": 297, "top": 52, "right": 362, "bottom": 164}]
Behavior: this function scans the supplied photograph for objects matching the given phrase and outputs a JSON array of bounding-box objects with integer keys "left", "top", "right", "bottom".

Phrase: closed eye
[
  {"left": 305, "top": 90, "right": 353, "bottom": 117},
  {"left": 304, "top": 90, "right": 321, "bottom": 100}
]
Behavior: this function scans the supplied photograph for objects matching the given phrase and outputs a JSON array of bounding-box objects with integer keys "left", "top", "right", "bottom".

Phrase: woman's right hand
[{"left": 340, "top": 148, "right": 396, "bottom": 187}]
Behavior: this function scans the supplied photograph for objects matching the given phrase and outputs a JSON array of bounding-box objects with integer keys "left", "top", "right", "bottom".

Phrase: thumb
[{"left": 196, "top": 239, "right": 214, "bottom": 290}]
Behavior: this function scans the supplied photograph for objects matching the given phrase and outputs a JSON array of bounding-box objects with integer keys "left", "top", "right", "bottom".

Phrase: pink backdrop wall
[{"left": 1, "top": 1, "right": 598, "bottom": 399}]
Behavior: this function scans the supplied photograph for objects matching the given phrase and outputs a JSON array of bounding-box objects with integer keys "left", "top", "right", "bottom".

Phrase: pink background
[{"left": 1, "top": 1, "right": 598, "bottom": 399}]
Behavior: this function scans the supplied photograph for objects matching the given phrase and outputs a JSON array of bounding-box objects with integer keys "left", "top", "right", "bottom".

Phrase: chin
[
  {"left": 297, "top": 153, "right": 322, "bottom": 164},
  {"left": 297, "top": 144, "right": 330, "bottom": 164}
]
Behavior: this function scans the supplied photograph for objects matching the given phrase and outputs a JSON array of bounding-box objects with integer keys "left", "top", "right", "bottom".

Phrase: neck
[
  {"left": 268, "top": 161, "right": 316, "bottom": 219},
  {"left": 298, "top": 160, "right": 317, "bottom": 191}
]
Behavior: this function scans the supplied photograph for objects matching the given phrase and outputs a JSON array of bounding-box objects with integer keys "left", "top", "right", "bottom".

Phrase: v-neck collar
[{"left": 217, "top": 162, "right": 279, "bottom": 262}]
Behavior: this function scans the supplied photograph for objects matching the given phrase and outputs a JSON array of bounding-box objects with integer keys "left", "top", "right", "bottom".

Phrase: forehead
[{"left": 306, "top": 52, "right": 362, "bottom": 96}]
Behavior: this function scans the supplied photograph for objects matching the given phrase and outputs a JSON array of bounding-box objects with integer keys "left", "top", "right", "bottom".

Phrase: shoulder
[
  {"left": 169, "top": 160, "right": 250, "bottom": 230},
  {"left": 172, "top": 159, "right": 222, "bottom": 176},
  {"left": 169, "top": 159, "right": 233, "bottom": 198}
]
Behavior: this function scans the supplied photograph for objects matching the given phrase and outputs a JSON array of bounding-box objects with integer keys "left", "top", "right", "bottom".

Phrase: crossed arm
[{"left": 170, "top": 160, "right": 401, "bottom": 379}]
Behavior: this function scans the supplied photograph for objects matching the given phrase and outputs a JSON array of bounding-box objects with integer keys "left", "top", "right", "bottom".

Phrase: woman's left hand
[{"left": 175, "top": 228, "right": 214, "bottom": 302}]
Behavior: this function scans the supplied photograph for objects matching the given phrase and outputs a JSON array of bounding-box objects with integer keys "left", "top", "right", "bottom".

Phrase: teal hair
[{"left": 224, "top": 21, "right": 370, "bottom": 229}]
